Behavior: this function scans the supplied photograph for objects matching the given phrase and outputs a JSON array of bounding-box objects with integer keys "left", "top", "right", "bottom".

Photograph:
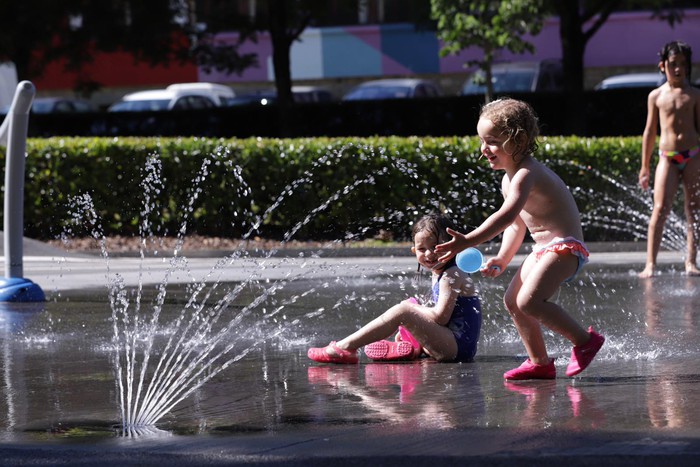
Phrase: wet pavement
[{"left": 1, "top": 241, "right": 700, "bottom": 465}]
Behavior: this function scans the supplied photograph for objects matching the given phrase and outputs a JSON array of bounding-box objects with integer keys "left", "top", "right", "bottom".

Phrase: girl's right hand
[
  {"left": 481, "top": 257, "right": 505, "bottom": 277},
  {"left": 639, "top": 168, "right": 650, "bottom": 190}
]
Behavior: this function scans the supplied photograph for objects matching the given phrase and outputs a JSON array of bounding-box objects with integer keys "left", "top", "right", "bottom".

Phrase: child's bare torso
[
  {"left": 506, "top": 158, "right": 584, "bottom": 245},
  {"left": 656, "top": 84, "right": 700, "bottom": 151}
]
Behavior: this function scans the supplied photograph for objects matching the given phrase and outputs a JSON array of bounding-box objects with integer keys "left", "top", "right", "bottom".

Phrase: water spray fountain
[
  {"left": 64, "top": 149, "right": 391, "bottom": 435},
  {"left": 4, "top": 127, "right": 698, "bottom": 442},
  {"left": 60, "top": 140, "right": 694, "bottom": 435}
]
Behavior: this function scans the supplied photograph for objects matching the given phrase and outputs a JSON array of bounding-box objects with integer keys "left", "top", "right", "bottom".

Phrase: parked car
[
  {"left": 227, "top": 86, "right": 334, "bottom": 106},
  {"left": 461, "top": 60, "right": 564, "bottom": 95},
  {"left": 108, "top": 82, "right": 233, "bottom": 112},
  {"left": 108, "top": 89, "right": 217, "bottom": 112},
  {"left": 342, "top": 79, "right": 442, "bottom": 101},
  {"left": 32, "top": 97, "right": 97, "bottom": 113},
  {"left": 165, "top": 82, "right": 235, "bottom": 106},
  {"left": 594, "top": 72, "right": 666, "bottom": 90},
  {"left": 290, "top": 86, "right": 334, "bottom": 103},
  {"left": 1, "top": 96, "right": 97, "bottom": 115},
  {"left": 227, "top": 91, "right": 277, "bottom": 106}
]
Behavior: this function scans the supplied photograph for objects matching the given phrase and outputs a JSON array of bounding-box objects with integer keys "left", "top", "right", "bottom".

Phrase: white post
[{"left": 1, "top": 81, "right": 35, "bottom": 278}]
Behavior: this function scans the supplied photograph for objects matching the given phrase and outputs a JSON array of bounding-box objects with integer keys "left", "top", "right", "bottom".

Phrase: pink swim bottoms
[{"left": 533, "top": 236, "right": 590, "bottom": 282}]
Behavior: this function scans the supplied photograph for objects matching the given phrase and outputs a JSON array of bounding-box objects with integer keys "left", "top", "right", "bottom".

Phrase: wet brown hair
[
  {"left": 659, "top": 40, "right": 692, "bottom": 79},
  {"left": 412, "top": 212, "right": 460, "bottom": 272},
  {"left": 480, "top": 98, "right": 539, "bottom": 160},
  {"left": 412, "top": 212, "right": 458, "bottom": 245}
]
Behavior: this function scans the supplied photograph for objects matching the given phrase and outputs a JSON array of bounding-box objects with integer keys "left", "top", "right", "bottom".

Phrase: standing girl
[
  {"left": 638, "top": 40, "right": 700, "bottom": 278},
  {"left": 308, "top": 213, "right": 482, "bottom": 364},
  {"left": 435, "top": 98, "right": 604, "bottom": 380}
]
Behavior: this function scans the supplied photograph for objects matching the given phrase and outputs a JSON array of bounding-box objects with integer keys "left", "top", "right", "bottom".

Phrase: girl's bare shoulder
[{"left": 441, "top": 265, "right": 476, "bottom": 294}]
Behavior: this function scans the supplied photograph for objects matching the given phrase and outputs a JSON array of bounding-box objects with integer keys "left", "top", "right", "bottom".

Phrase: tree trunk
[
  {"left": 267, "top": 1, "right": 294, "bottom": 136},
  {"left": 556, "top": 3, "right": 587, "bottom": 135}
]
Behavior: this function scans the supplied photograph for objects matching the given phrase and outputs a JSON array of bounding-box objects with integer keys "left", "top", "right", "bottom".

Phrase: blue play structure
[{"left": 0, "top": 81, "right": 45, "bottom": 302}]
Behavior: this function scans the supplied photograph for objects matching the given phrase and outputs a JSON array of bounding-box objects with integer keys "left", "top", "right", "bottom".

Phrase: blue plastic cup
[{"left": 455, "top": 248, "right": 484, "bottom": 273}]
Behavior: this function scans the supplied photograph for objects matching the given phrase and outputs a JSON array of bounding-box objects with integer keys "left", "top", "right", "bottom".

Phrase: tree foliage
[
  {"left": 0, "top": 0, "right": 261, "bottom": 95},
  {"left": 0, "top": 0, "right": 346, "bottom": 116},
  {"left": 431, "top": 0, "right": 545, "bottom": 103},
  {"left": 431, "top": 0, "right": 685, "bottom": 129},
  {"left": 544, "top": 0, "right": 684, "bottom": 133},
  {"left": 186, "top": 1, "right": 259, "bottom": 75},
  {"left": 0, "top": 1, "right": 192, "bottom": 89},
  {"left": 545, "top": 0, "right": 684, "bottom": 93}
]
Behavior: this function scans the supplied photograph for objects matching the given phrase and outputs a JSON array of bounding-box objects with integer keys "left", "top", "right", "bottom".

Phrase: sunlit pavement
[
  {"left": 6, "top": 241, "right": 687, "bottom": 292},
  {"left": 2, "top": 241, "right": 700, "bottom": 466}
]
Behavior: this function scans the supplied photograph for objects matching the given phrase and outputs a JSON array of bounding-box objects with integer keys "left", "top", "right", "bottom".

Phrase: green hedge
[{"left": 1, "top": 136, "right": 647, "bottom": 243}]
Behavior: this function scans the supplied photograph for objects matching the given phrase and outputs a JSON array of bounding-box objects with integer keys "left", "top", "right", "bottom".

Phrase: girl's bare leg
[
  {"left": 504, "top": 255, "right": 549, "bottom": 366},
  {"left": 640, "top": 160, "right": 680, "bottom": 278},
  {"left": 334, "top": 301, "right": 458, "bottom": 361},
  {"left": 681, "top": 157, "right": 700, "bottom": 275},
  {"left": 506, "top": 252, "right": 589, "bottom": 366}
]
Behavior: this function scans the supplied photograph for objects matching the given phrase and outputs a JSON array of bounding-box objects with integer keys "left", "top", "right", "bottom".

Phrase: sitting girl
[{"left": 307, "top": 213, "right": 482, "bottom": 364}]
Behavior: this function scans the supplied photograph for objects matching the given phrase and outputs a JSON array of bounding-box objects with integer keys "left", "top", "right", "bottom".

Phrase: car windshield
[
  {"left": 227, "top": 94, "right": 277, "bottom": 106},
  {"left": 597, "top": 78, "right": 663, "bottom": 89},
  {"left": 31, "top": 101, "right": 55, "bottom": 113},
  {"left": 344, "top": 85, "right": 411, "bottom": 100},
  {"left": 109, "top": 99, "right": 171, "bottom": 112},
  {"left": 463, "top": 71, "right": 535, "bottom": 94}
]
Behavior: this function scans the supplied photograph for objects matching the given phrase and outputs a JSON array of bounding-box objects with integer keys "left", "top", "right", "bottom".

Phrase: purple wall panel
[
  {"left": 202, "top": 10, "right": 700, "bottom": 83},
  {"left": 586, "top": 10, "right": 700, "bottom": 68}
]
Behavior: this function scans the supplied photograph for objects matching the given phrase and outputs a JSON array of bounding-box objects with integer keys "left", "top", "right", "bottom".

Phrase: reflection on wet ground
[{"left": 1, "top": 263, "right": 700, "bottom": 442}]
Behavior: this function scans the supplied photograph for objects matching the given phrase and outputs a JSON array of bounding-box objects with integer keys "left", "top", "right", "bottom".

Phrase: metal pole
[{"left": 2, "top": 81, "right": 35, "bottom": 278}]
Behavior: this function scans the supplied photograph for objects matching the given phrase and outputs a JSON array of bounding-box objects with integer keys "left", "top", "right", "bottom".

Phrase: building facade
[{"left": 32, "top": 7, "right": 700, "bottom": 106}]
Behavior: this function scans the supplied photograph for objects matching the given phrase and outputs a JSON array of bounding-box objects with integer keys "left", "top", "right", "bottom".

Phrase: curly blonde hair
[{"left": 480, "top": 98, "right": 539, "bottom": 160}]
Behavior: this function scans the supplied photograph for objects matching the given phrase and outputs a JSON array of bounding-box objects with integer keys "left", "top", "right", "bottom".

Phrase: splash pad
[{"left": 1, "top": 148, "right": 700, "bottom": 464}]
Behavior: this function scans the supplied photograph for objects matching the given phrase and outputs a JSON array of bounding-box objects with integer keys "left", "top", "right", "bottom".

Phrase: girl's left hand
[{"left": 435, "top": 227, "right": 468, "bottom": 263}]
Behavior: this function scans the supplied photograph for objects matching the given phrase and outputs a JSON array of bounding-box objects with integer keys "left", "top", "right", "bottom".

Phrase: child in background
[
  {"left": 435, "top": 98, "right": 604, "bottom": 380},
  {"left": 308, "top": 213, "right": 481, "bottom": 364},
  {"left": 638, "top": 40, "right": 700, "bottom": 278}
]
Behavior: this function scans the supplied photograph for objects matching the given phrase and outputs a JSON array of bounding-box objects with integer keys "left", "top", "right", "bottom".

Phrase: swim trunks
[
  {"left": 659, "top": 146, "right": 700, "bottom": 170},
  {"left": 533, "top": 236, "right": 590, "bottom": 283},
  {"left": 432, "top": 271, "right": 482, "bottom": 362}
]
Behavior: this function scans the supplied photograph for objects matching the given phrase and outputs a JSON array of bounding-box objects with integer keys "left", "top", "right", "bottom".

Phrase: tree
[
  {"left": 545, "top": 0, "right": 684, "bottom": 133},
  {"left": 185, "top": 0, "right": 344, "bottom": 135},
  {"left": 265, "top": 1, "right": 312, "bottom": 109},
  {"left": 0, "top": 0, "right": 257, "bottom": 96},
  {"left": 430, "top": 0, "right": 683, "bottom": 131},
  {"left": 547, "top": 0, "right": 684, "bottom": 95},
  {"left": 431, "top": 0, "right": 546, "bottom": 103},
  {"left": 185, "top": 0, "right": 258, "bottom": 77},
  {"left": 0, "top": 1, "right": 180, "bottom": 92}
]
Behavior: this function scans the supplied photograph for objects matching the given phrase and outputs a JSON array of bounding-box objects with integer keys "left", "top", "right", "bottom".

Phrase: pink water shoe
[
  {"left": 566, "top": 327, "right": 605, "bottom": 377},
  {"left": 308, "top": 341, "right": 359, "bottom": 364},
  {"left": 397, "top": 326, "right": 422, "bottom": 357},
  {"left": 364, "top": 339, "right": 418, "bottom": 361},
  {"left": 503, "top": 358, "right": 556, "bottom": 380}
]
